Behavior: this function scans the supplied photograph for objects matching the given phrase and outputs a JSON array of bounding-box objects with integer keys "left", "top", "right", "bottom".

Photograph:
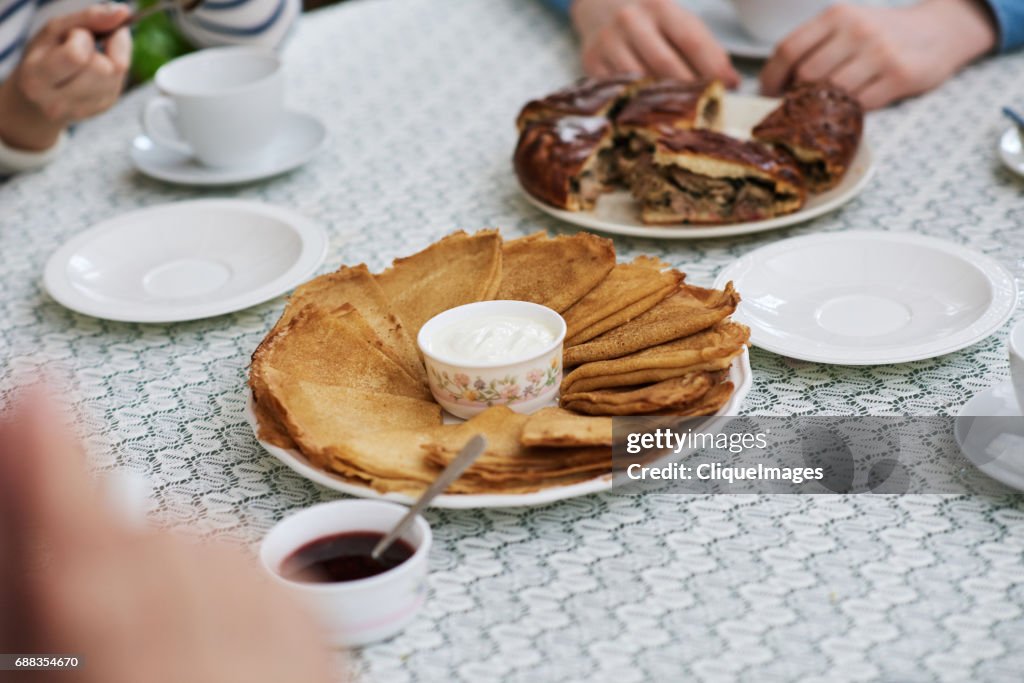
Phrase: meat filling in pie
[{"left": 628, "top": 130, "right": 806, "bottom": 225}]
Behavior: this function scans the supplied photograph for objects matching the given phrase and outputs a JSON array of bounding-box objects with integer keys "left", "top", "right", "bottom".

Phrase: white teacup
[
  {"left": 1010, "top": 319, "right": 1024, "bottom": 410},
  {"left": 142, "top": 47, "right": 284, "bottom": 168},
  {"left": 730, "top": 0, "right": 833, "bottom": 45},
  {"left": 260, "top": 500, "right": 431, "bottom": 647}
]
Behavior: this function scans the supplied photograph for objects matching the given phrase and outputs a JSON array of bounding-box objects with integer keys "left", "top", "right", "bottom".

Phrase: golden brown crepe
[
  {"left": 252, "top": 397, "right": 297, "bottom": 449},
  {"left": 520, "top": 407, "right": 614, "bottom": 447},
  {"left": 250, "top": 304, "right": 434, "bottom": 448},
  {"left": 421, "top": 406, "right": 611, "bottom": 481},
  {"left": 562, "top": 371, "right": 720, "bottom": 416},
  {"left": 563, "top": 282, "right": 740, "bottom": 366},
  {"left": 322, "top": 427, "right": 450, "bottom": 494},
  {"left": 562, "top": 357, "right": 737, "bottom": 396},
  {"left": 561, "top": 322, "right": 749, "bottom": 394},
  {"left": 562, "top": 256, "right": 683, "bottom": 344},
  {"left": 496, "top": 232, "right": 616, "bottom": 313},
  {"left": 447, "top": 470, "right": 610, "bottom": 494},
  {"left": 273, "top": 264, "right": 425, "bottom": 384},
  {"left": 261, "top": 368, "right": 442, "bottom": 468},
  {"left": 654, "top": 381, "right": 734, "bottom": 416},
  {"left": 248, "top": 228, "right": 748, "bottom": 496},
  {"left": 375, "top": 230, "right": 502, "bottom": 339},
  {"left": 252, "top": 304, "right": 432, "bottom": 402},
  {"left": 566, "top": 282, "right": 679, "bottom": 347}
]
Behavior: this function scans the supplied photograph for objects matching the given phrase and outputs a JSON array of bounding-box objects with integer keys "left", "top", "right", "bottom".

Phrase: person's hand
[
  {"left": 760, "top": 0, "right": 998, "bottom": 110},
  {"left": 570, "top": 0, "right": 739, "bottom": 86},
  {"left": 0, "top": 389, "right": 336, "bottom": 683},
  {"left": 0, "top": 4, "right": 132, "bottom": 152}
]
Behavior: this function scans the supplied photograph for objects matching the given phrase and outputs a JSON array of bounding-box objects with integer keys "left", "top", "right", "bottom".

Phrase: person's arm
[
  {"left": 0, "top": 388, "right": 337, "bottom": 683},
  {"left": 984, "top": 0, "right": 1024, "bottom": 52},
  {"left": 565, "top": 0, "right": 738, "bottom": 85},
  {"left": 0, "top": 127, "right": 67, "bottom": 175},
  {"left": 0, "top": 4, "right": 131, "bottom": 174},
  {"left": 173, "top": 0, "right": 301, "bottom": 50},
  {"left": 760, "top": 0, "right": 998, "bottom": 110}
]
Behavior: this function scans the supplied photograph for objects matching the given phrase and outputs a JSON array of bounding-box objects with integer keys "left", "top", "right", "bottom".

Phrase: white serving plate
[
  {"left": 44, "top": 199, "right": 328, "bottom": 323},
  {"left": 714, "top": 231, "right": 1018, "bottom": 365},
  {"left": 999, "top": 126, "right": 1024, "bottom": 177},
  {"left": 522, "top": 92, "right": 875, "bottom": 240},
  {"left": 245, "top": 348, "right": 752, "bottom": 509}
]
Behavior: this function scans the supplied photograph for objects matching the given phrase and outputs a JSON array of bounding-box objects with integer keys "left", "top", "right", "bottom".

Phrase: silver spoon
[
  {"left": 371, "top": 434, "right": 487, "bottom": 561},
  {"left": 1003, "top": 106, "right": 1024, "bottom": 132}
]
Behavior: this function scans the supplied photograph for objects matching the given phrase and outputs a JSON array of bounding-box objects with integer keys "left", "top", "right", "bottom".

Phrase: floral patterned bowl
[{"left": 417, "top": 301, "right": 566, "bottom": 419}]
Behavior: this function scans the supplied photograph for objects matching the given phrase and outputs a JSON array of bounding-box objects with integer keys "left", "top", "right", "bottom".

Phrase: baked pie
[
  {"left": 627, "top": 129, "right": 805, "bottom": 224},
  {"left": 516, "top": 75, "right": 643, "bottom": 131},
  {"left": 751, "top": 82, "right": 863, "bottom": 192},
  {"left": 513, "top": 77, "right": 862, "bottom": 224},
  {"left": 514, "top": 115, "right": 616, "bottom": 211},
  {"left": 614, "top": 79, "right": 724, "bottom": 177},
  {"left": 616, "top": 79, "right": 723, "bottom": 135}
]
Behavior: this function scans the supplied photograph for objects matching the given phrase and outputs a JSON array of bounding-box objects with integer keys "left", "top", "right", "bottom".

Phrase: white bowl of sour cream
[{"left": 417, "top": 301, "right": 566, "bottom": 419}]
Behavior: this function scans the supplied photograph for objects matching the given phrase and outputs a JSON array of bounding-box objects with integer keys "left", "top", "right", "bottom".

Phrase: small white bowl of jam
[
  {"left": 417, "top": 300, "right": 566, "bottom": 419},
  {"left": 260, "top": 500, "right": 431, "bottom": 647}
]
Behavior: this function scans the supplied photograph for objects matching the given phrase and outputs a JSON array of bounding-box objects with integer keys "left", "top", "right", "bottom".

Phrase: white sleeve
[
  {"left": 0, "top": 131, "right": 66, "bottom": 174},
  {"left": 172, "top": 0, "right": 300, "bottom": 51}
]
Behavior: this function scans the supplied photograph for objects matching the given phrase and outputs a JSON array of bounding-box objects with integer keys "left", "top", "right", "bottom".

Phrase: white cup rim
[
  {"left": 259, "top": 500, "right": 431, "bottom": 593},
  {"left": 417, "top": 300, "right": 567, "bottom": 369},
  {"left": 155, "top": 46, "right": 281, "bottom": 99}
]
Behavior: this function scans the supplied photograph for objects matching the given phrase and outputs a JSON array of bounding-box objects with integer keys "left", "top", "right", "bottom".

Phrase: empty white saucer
[
  {"left": 131, "top": 110, "right": 326, "bottom": 186},
  {"left": 714, "top": 231, "right": 1018, "bottom": 365},
  {"left": 44, "top": 199, "right": 328, "bottom": 323},
  {"left": 999, "top": 126, "right": 1024, "bottom": 177},
  {"left": 700, "top": 3, "right": 773, "bottom": 60},
  {"left": 955, "top": 381, "right": 1024, "bottom": 492}
]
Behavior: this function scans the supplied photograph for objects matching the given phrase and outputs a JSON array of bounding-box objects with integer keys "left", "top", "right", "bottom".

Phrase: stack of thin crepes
[{"left": 249, "top": 229, "right": 748, "bottom": 495}]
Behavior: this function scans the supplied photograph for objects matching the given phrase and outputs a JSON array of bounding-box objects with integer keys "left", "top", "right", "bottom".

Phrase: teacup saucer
[
  {"left": 714, "top": 231, "right": 1018, "bottom": 365},
  {"left": 43, "top": 199, "right": 328, "bottom": 323},
  {"left": 955, "top": 380, "right": 1024, "bottom": 492},
  {"left": 699, "top": 3, "right": 773, "bottom": 60},
  {"left": 131, "top": 110, "right": 327, "bottom": 186}
]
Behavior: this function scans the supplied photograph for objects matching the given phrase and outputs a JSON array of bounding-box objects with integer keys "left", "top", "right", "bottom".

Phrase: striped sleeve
[
  {"left": 172, "top": 0, "right": 300, "bottom": 50},
  {"left": 0, "top": 0, "right": 34, "bottom": 81}
]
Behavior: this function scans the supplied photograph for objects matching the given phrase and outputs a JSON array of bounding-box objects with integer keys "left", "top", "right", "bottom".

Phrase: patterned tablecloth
[{"left": 2, "top": 0, "right": 1024, "bottom": 680}]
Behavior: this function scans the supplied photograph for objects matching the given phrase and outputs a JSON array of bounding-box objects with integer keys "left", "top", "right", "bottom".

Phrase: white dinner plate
[
  {"left": 44, "top": 199, "right": 328, "bottom": 323},
  {"left": 714, "top": 231, "right": 1018, "bottom": 365},
  {"left": 522, "top": 93, "right": 876, "bottom": 239},
  {"left": 245, "top": 348, "right": 752, "bottom": 509},
  {"left": 999, "top": 126, "right": 1024, "bottom": 177},
  {"left": 131, "top": 110, "right": 326, "bottom": 186},
  {"left": 955, "top": 381, "right": 1024, "bottom": 492},
  {"left": 700, "top": 3, "right": 774, "bottom": 59}
]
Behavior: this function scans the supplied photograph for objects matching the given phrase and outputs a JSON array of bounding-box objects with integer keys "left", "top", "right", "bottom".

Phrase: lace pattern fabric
[{"left": 1, "top": 1, "right": 1022, "bottom": 680}]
